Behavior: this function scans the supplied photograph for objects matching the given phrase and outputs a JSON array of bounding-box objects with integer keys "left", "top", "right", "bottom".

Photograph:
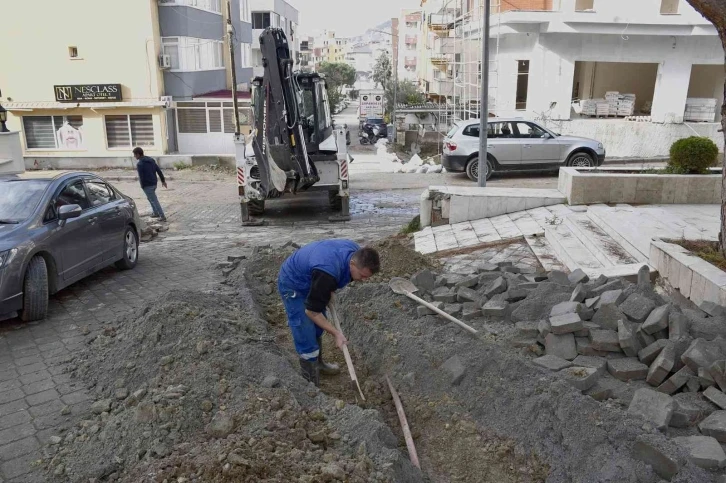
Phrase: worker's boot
[
  {"left": 299, "top": 358, "right": 320, "bottom": 386},
  {"left": 317, "top": 337, "right": 341, "bottom": 376}
]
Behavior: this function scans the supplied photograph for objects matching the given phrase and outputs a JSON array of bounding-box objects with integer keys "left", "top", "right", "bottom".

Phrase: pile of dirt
[
  {"left": 47, "top": 286, "right": 421, "bottom": 482},
  {"left": 368, "top": 237, "right": 439, "bottom": 282}
]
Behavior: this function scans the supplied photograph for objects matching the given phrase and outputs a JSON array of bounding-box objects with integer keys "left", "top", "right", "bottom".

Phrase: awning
[{"left": 4, "top": 99, "right": 167, "bottom": 111}]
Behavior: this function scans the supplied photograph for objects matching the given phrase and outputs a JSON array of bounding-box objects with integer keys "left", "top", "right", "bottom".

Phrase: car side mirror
[{"left": 58, "top": 204, "right": 82, "bottom": 221}]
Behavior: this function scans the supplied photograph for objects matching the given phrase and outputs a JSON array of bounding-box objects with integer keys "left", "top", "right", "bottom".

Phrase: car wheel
[
  {"left": 328, "top": 190, "right": 342, "bottom": 211},
  {"left": 568, "top": 152, "right": 595, "bottom": 167},
  {"left": 465, "top": 157, "right": 493, "bottom": 182},
  {"left": 248, "top": 199, "right": 265, "bottom": 216},
  {"left": 116, "top": 227, "right": 139, "bottom": 270},
  {"left": 20, "top": 256, "right": 49, "bottom": 322}
]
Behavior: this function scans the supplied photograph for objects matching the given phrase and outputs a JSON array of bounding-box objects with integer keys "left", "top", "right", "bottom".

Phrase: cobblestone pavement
[{"left": 0, "top": 175, "right": 412, "bottom": 482}]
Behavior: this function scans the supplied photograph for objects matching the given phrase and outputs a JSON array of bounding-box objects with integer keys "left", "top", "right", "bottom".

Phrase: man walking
[
  {"left": 134, "top": 147, "right": 167, "bottom": 222},
  {"left": 278, "top": 239, "right": 380, "bottom": 385}
]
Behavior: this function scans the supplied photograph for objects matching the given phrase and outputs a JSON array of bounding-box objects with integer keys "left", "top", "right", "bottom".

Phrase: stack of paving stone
[{"left": 524, "top": 266, "right": 726, "bottom": 473}]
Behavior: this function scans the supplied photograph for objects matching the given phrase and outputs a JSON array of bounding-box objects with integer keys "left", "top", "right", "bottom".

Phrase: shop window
[
  {"left": 516, "top": 60, "right": 530, "bottom": 110},
  {"left": 23, "top": 115, "right": 84, "bottom": 150},
  {"left": 105, "top": 115, "right": 154, "bottom": 148}
]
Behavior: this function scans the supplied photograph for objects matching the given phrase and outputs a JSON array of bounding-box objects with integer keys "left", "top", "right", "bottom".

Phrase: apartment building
[
  {"left": 0, "top": 0, "right": 254, "bottom": 161},
  {"left": 250, "top": 0, "right": 299, "bottom": 77},
  {"left": 418, "top": 0, "right": 724, "bottom": 157},
  {"left": 398, "top": 9, "right": 424, "bottom": 82},
  {"left": 298, "top": 36, "right": 314, "bottom": 71}
]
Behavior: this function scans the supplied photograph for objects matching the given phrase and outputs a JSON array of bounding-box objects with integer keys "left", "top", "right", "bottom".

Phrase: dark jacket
[{"left": 136, "top": 156, "right": 165, "bottom": 188}]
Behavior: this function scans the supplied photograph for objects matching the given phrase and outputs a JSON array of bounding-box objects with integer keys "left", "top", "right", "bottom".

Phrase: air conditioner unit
[{"left": 159, "top": 54, "right": 172, "bottom": 69}]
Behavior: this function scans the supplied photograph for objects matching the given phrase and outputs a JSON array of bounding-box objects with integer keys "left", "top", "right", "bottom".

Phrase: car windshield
[
  {"left": 0, "top": 180, "right": 50, "bottom": 223},
  {"left": 366, "top": 118, "right": 385, "bottom": 125}
]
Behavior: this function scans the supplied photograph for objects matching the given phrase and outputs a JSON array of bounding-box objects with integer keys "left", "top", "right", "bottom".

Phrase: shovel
[
  {"left": 389, "top": 277, "right": 478, "bottom": 335},
  {"left": 328, "top": 302, "right": 366, "bottom": 401}
]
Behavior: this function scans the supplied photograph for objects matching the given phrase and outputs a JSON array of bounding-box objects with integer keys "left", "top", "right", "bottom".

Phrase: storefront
[{"left": 5, "top": 84, "right": 169, "bottom": 162}]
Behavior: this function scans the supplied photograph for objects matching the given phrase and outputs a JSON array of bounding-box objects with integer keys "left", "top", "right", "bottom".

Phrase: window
[
  {"left": 487, "top": 122, "right": 513, "bottom": 138},
  {"left": 511, "top": 121, "right": 546, "bottom": 139},
  {"left": 0, "top": 180, "right": 50, "bottom": 223},
  {"left": 240, "top": 0, "right": 250, "bottom": 22},
  {"left": 105, "top": 115, "right": 155, "bottom": 148},
  {"left": 86, "top": 180, "right": 115, "bottom": 207},
  {"left": 23, "top": 116, "right": 84, "bottom": 150},
  {"left": 516, "top": 60, "right": 530, "bottom": 110},
  {"left": 463, "top": 125, "right": 479, "bottom": 137},
  {"left": 240, "top": 43, "right": 251, "bottom": 68},
  {"left": 159, "top": 0, "right": 221, "bottom": 14},
  {"left": 176, "top": 102, "right": 245, "bottom": 134},
  {"left": 68, "top": 46, "right": 78, "bottom": 59},
  {"left": 660, "top": 0, "right": 679, "bottom": 14},
  {"left": 252, "top": 12, "right": 270, "bottom": 29},
  {"left": 575, "top": 0, "right": 595, "bottom": 11},
  {"left": 56, "top": 181, "right": 90, "bottom": 211},
  {"left": 161, "top": 37, "right": 224, "bottom": 71}
]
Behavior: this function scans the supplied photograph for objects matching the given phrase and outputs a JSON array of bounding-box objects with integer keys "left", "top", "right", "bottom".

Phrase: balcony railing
[
  {"left": 405, "top": 35, "right": 417, "bottom": 44},
  {"left": 430, "top": 54, "right": 452, "bottom": 66}
]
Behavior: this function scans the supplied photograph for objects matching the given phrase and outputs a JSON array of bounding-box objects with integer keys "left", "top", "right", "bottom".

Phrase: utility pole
[
  {"left": 392, "top": 33, "right": 398, "bottom": 145},
  {"left": 227, "top": 0, "right": 241, "bottom": 136},
  {"left": 478, "top": 0, "right": 491, "bottom": 187}
]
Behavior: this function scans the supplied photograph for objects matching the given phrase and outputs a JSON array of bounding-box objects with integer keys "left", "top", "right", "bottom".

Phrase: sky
[{"left": 286, "top": 0, "right": 420, "bottom": 38}]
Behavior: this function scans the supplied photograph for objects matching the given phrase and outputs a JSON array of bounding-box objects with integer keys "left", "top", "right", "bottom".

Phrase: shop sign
[{"left": 54, "top": 84, "right": 123, "bottom": 102}]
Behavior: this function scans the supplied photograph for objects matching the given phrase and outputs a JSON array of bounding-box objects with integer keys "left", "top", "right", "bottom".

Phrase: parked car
[
  {"left": 0, "top": 171, "right": 142, "bottom": 322},
  {"left": 442, "top": 118, "right": 606, "bottom": 181}
]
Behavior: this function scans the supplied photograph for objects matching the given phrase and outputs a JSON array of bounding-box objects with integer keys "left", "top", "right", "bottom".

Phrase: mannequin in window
[{"left": 56, "top": 120, "right": 83, "bottom": 149}]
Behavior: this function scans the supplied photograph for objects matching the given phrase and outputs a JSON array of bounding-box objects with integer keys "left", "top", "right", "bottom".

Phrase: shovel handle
[
  {"left": 405, "top": 292, "right": 478, "bottom": 335},
  {"left": 329, "top": 303, "right": 366, "bottom": 401}
]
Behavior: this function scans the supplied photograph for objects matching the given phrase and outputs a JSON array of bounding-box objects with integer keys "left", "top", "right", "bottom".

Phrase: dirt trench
[
  {"left": 242, "top": 241, "right": 713, "bottom": 483},
  {"left": 243, "top": 244, "right": 549, "bottom": 483}
]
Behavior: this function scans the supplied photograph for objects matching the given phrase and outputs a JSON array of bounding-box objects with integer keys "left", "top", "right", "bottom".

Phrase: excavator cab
[{"left": 237, "top": 27, "right": 350, "bottom": 223}]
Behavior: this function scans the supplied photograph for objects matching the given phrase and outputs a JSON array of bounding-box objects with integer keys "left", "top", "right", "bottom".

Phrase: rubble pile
[
  {"left": 46, "top": 288, "right": 420, "bottom": 482},
  {"left": 400, "top": 261, "right": 726, "bottom": 479}
]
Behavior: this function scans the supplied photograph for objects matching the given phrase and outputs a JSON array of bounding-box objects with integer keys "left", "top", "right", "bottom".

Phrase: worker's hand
[
  {"left": 334, "top": 332, "right": 348, "bottom": 350},
  {"left": 162, "top": 182, "right": 168, "bottom": 189}
]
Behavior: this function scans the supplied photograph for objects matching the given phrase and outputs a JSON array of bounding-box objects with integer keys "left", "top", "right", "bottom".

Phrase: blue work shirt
[{"left": 278, "top": 239, "right": 360, "bottom": 293}]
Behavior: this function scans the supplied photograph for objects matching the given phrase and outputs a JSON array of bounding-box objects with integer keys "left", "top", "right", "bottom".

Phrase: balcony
[
  {"left": 405, "top": 35, "right": 417, "bottom": 45},
  {"left": 404, "top": 58, "right": 417, "bottom": 68},
  {"left": 434, "top": 36, "right": 456, "bottom": 55},
  {"left": 430, "top": 54, "right": 452, "bottom": 66},
  {"left": 428, "top": 13, "right": 456, "bottom": 33},
  {"left": 430, "top": 78, "right": 454, "bottom": 96}
]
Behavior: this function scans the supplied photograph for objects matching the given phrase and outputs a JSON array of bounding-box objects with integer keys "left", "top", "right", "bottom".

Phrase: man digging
[{"left": 278, "top": 239, "right": 380, "bottom": 385}]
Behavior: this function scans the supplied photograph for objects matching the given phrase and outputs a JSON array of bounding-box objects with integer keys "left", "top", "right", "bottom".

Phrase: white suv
[{"left": 442, "top": 118, "right": 606, "bottom": 181}]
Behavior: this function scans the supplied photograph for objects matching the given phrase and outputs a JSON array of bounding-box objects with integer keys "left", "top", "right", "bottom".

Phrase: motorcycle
[{"left": 359, "top": 123, "right": 388, "bottom": 145}]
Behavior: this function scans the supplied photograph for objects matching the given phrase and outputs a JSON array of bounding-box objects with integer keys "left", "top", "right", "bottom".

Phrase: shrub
[
  {"left": 173, "top": 161, "right": 191, "bottom": 170},
  {"left": 668, "top": 136, "right": 719, "bottom": 174}
]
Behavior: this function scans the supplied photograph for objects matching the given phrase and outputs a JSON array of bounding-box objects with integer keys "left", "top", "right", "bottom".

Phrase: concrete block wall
[{"left": 650, "top": 240, "right": 726, "bottom": 307}]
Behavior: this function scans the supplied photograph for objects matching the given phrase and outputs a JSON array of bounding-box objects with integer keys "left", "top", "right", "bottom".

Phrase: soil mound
[{"left": 47, "top": 286, "right": 421, "bottom": 482}]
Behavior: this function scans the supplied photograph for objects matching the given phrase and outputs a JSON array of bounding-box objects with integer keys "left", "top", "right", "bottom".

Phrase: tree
[
  {"left": 373, "top": 53, "right": 392, "bottom": 91},
  {"left": 318, "top": 62, "right": 356, "bottom": 113},
  {"left": 385, "top": 80, "right": 426, "bottom": 115},
  {"left": 685, "top": 0, "right": 726, "bottom": 254}
]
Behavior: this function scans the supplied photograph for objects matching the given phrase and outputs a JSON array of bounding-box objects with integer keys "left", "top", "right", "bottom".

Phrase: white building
[
  {"left": 421, "top": 0, "right": 724, "bottom": 157},
  {"left": 398, "top": 9, "right": 424, "bottom": 82},
  {"left": 250, "top": 0, "right": 299, "bottom": 77}
]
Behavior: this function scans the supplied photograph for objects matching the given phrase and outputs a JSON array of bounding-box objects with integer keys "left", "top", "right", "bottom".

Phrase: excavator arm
[{"left": 250, "top": 28, "right": 319, "bottom": 197}]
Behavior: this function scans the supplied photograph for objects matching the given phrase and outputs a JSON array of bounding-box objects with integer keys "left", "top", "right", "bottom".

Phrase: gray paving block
[
  {"left": 515, "top": 321, "right": 539, "bottom": 339},
  {"left": 550, "top": 313, "right": 584, "bottom": 335},
  {"left": 585, "top": 296, "right": 600, "bottom": 309},
  {"left": 668, "top": 312, "right": 688, "bottom": 340},
  {"left": 638, "top": 339, "right": 668, "bottom": 365},
  {"left": 642, "top": 305, "right": 670, "bottom": 335},
  {"left": 670, "top": 398, "right": 705, "bottom": 428},
  {"left": 461, "top": 302, "right": 482, "bottom": 321},
  {"left": 504, "top": 288, "right": 529, "bottom": 303},
  {"left": 443, "top": 303, "right": 462, "bottom": 316},
  {"left": 573, "top": 355, "right": 608, "bottom": 375},
  {"left": 699, "top": 411, "right": 726, "bottom": 442},
  {"left": 657, "top": 366, "right": 694, "bottom": 395},
  {"left": 628, "top": 388, "right": 675, "bottom": 431},
  {"left": 568, "top": 268, "right": 589, "bottom": 285},
  {"left": 482, "top": 299, "right": 508, "bottom": 318},
  {"left": 704, "top": 386, "right": 726, "bottom": 410},
  {"left": 591, "top": 274, "right": 609, "bottom": 288},
  {"left": 25, "top": 389, "right": 59, "bottom": 407},
  {"left": 545, "top": 333, "right": 577, "bottom": 361},
  {"left": 1, "top": 452, "right": 39, "bottom": 479},
  {"left": 675, "top": 435, "right": 726, "bottom": 470},
  {"left": 454, "top": 275, "right": 479, "bottom": 289},
  {"left": 560, "top": 366, "right": 600, "bottom": 391},
  {"left": 570, "top": 284, "right": 587, "bottom": 303},
  {"left": 637, "top": 265, "right": 651, "bottom": 288},
  {"left": 576, "top": 337, "right": 607, "bottom": 357},
  {"left": 456, "top": 286, "right": 481, "bottom": 304},
  {"left": 594, "top": 289, "right": 625, "bottom": 310},
  {"left": 710, "top": 360, "right": 726, "bottom": 392},
  {"left": 632, "top": 439, "right": 680, "bottom": 480},
  {"left": 699, "top": 367, "right": 716, "bottom": 389},
  {"left": 607, "top": 358, "right": 649, "bottom": 382},
  {"left": 0, "top": 435, "right": 40, "bottom": 461},
  {"left": 699, "top": 301, "right": 726, "bottom": 318},
  {"left": 432, "top": 286, "right": 457, "bottom": 303},
  {"left": 682, "top": 338, "right": 725, "bottom": 374},
  {"left": 441, "top": 355, "right": 466, "bottom": 386},
  {"left": 591, "top": 304, "right": 623, "bottom": 331},
  {"left": 483, "top": 277, "right": 507, "bottom": 297},
  {"left": 620, "top": 293, "right": 656, "bottom": 323},
  {"left": 411, "top": 269, "right": 435, "bottom": 294},
  {"left": 548, "top": 270, "right": 571, "bottom": 286},
  {"left": 618, "top": 320, "right": 642, "bottom": 357},
  {"left": 646, "top": 343, "right": 676, "bottom": 387},
  {"left": 550, "top": 301, "right": 583, "bottom": 317},
  {"left": 533, "top": 354, "right": 573, "bottom": 371},
  {"left": 589, "top": 330, "right": 622, "bottom": 352}
]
